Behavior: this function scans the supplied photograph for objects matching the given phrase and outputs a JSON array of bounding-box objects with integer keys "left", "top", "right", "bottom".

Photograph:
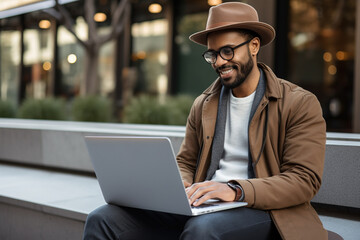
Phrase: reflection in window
[
  {"left": 288, "top": 0, "right": 356, "bottom": 132},
  {"left": 98, "top": 27, "right": 115, "bottom": 97},
  {"left": 23, "top": 26, "right": 53, "bottom": 99},
  {"left": 131, "top": 19, "right": 168, "bottom": 99},
  {"left": 57, "top": 17, "right": 86, "bottom": 98},
  {"left": 58, "top": 17, "right": 115, "bottom": 98},
  {"left": 175, "top": 12, "right": 217, "bottom": 96},
  {"left": 0, "top": 31, "right": 21, "bottom": 105}
]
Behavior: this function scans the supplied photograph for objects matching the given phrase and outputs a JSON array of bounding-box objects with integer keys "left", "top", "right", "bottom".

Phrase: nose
[{"left": 213, "top": 54, "right": 228, "bottom": 68}]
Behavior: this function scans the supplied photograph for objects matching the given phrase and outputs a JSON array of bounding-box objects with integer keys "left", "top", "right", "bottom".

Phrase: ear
[{"left": 249, "top": 37, "right": 260, "bottom": 56}]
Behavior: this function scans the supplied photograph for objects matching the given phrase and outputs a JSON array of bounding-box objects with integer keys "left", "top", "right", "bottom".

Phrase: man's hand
[{"left": 184, "top": 181, "right": 236, "bottom": 206}]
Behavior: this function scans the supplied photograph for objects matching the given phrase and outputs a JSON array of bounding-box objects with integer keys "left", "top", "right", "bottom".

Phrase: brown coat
[{"left": 177, "top": 63, "right": 327, "bottom": 239}]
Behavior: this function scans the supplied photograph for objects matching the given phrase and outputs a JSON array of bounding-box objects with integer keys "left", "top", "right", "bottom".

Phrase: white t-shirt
[{"left": 211, "top": 90, "right": 256, "bottom": 182}]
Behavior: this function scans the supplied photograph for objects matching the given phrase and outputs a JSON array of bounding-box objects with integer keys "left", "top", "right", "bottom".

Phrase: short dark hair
[
  {"left": 238, "top": 29, "right": 261, "bottom": 42},
  {"left": 238, "top": 29, "right": 261, "bottom": 59}
]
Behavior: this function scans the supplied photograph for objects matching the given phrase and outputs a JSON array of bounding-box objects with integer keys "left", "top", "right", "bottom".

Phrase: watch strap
[{"left": 227, "top": 181, "right": 244, "bottom": 201}]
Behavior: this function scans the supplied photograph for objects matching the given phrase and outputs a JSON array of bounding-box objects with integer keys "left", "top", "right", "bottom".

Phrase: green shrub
[
  {"left": 71, "top": 96, "right": 112, "bottom": 122},
  {"left": 18, "top": 98, "right": 66, "bottom": 120},
  {"left": 123, "top": 95, "right": 194, "bottom": 125},
  {"left": 0, "top": 100, "right": 16, "bottom": 118},
  {"left": 167, "top": 95, "right": 195, "bottom": 125},
  {"left": 123, "top": 95, "right": 171, "bottom": 125}
]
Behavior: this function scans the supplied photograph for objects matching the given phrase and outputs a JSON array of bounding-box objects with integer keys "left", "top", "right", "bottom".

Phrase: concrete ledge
[
  {"left": 0, "top": 164, "right": 104, "bottom": 220},
  {"left": 0, "top": 163, "right": 104, "bottom": 240},
  {"left": 0, "top": 203, "right": 85, "bottom": 240},
  {"left": 1, "top": 119, "right": 359, "bottom": 209},
  {"left": 312, "top": 141, "right": 360, "bottom": 208},
  {"left": 0, "top": 119, "right": 185, "bottom": 172}
]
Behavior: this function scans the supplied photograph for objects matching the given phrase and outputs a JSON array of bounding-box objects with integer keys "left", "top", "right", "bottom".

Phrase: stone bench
[
  {"left": 0, "top": 119, "right": 359, "bottom": 239},
  {"left": 0, "top": 163, "right": 358, "bottom": 239},
  {"left": 0, "top": 163, "right": 102, "bottom": 239},
  {"left": 0, "top": 118, "right": 185, "bottom": 172}
]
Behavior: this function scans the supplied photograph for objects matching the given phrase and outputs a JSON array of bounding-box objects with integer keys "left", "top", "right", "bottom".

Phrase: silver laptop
[{"left": 85, "top": 136, "right": 247, "bottom": 216}]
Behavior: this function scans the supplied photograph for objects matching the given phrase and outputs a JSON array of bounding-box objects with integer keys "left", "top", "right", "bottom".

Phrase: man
[{"left": 83, "top": 2, "right": 327, "bottom": 239}]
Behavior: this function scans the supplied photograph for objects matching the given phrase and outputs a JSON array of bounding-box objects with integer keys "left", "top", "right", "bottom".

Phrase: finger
[
  {"left": 191, "top": 183, "right": 236, "bottom": 205},
  {"left": 186, "top": 181, "right": 211, "bottom": 200},
  {"left": 189, "top": 184, "right": 216, "bottom": 205},
  {"left": 185, "top": 183, "right": 198, "bottom": 200},
  {"left": 192, "top": 191, "right": 215, "bottom": 206}
]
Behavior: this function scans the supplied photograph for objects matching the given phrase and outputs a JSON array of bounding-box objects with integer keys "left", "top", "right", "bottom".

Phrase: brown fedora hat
[{"left": 189, "top": 2, "right": 275, "bottom": 46}]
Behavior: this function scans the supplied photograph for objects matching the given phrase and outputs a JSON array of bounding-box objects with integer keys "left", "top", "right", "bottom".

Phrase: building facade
[{"left": 0, "top": 0, "right": 359, "bottom": 132}]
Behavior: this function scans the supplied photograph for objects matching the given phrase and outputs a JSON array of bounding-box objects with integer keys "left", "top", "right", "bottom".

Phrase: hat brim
[{"left": 189, "top": 22, "right": 275, "bottom": 47}]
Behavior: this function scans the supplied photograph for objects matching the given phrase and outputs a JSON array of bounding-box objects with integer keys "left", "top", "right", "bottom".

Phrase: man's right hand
[{"left": 183, "top": 181, "right": 237, "bottom": 206}]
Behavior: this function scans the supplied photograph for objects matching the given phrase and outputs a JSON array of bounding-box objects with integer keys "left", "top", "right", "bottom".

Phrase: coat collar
[
  {"left": 258, "top": 62, "right": 283, "bottom": 100},
  {"left": 202, "top": 77, "right": 222, "bottom": 96}
]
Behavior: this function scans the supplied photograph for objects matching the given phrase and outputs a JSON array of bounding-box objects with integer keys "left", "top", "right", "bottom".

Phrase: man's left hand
[{"left": 185, "top": 181, "right": 235, "bottom": 206}]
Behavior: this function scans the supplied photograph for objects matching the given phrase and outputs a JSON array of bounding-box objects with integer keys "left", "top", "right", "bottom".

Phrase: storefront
[
  {"left": 283, "top": 0, "right": 359, "bottom": 132},
  {"left": 0, "top": 0, "right": 359, "bottom": 132}
]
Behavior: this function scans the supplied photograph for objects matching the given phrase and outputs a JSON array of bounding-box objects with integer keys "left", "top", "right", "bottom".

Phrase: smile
[{"left": 220, "top": 68, "right": 233, "bottom": 74}]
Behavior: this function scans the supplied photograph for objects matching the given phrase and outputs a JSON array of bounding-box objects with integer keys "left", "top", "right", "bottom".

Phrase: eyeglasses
[{"left": 202, "top": 39, "right": 251, "bottom": 64}]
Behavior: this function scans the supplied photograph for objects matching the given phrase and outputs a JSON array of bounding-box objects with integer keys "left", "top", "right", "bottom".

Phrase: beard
[{"left": 217, "top": 50, "right": 254, "bottom": 89}]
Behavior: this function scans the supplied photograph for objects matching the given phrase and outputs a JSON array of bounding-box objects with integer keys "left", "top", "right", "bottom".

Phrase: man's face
[{"left": 207, "top": 30, "right": 254, "bottom": 89}]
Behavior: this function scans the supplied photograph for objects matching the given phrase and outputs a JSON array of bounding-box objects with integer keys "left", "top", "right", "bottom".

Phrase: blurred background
[{"left": 0, "top": 0, "right": 359, "bottom": 132}]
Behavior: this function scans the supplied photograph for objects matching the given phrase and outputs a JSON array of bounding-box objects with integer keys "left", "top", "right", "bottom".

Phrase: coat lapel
[
  {"left": 194, "top": 88, "right": 219, "bottom": 182},
  {"left": 206, "top": 86, "right": 229, "bottom": 180}
]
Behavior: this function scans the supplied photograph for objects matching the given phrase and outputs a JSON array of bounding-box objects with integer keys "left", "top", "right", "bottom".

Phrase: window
[
  {"left": 131, "top": 19, "right": 168, "bottom": 97},
  {"left": 174, "top": 12, "right": 217, "bottom": 96},
  {"left": 0, "top": 30, "right": 21, "bottom": 105},
  {"left": 57, "top": 17, "right": 86, "bottom": 97},
  {"left": 23, "top": 26, "right": 54, "bottom": 99},
  {"left": 288, "top": 0, "right": 356, "bottom": 132}
]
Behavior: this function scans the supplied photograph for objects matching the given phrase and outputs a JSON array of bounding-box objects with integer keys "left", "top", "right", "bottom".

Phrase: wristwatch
[{"left": 227, "top": 181, "right": 244, "bottom": 202}]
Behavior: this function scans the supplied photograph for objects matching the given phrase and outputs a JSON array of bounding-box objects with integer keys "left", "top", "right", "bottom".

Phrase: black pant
[{"left": 83, "top": 204, "right": 281, "bottom": 240}]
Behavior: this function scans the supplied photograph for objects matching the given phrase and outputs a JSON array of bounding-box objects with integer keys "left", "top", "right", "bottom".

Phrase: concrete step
[
  {"left": 0, "top": 163, "right": 359, "bottom": 240},
  {"left": 0, "top": 163, "right": 104, "bottom": 240}
]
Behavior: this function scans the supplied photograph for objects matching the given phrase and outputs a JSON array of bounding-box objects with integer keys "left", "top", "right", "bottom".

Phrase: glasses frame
[{"left": 202, "top": 39, "right": 251, "bottom": 64}]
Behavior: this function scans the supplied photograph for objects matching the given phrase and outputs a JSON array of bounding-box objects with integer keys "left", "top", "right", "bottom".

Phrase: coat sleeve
[
  {"left": 237, "top": 92, "right": 326, "bottom": 210},
  {"left": 176, "top": 97, "right": 202, "bottom": 184}
]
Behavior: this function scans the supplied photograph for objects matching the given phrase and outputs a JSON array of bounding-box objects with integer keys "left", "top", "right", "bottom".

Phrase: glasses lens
[
  {"left": 220, "top": 47, "right": 234, "bottom": 60},
  {"left": 203, "top": 51, "right": 216, "bottom": 64}
]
